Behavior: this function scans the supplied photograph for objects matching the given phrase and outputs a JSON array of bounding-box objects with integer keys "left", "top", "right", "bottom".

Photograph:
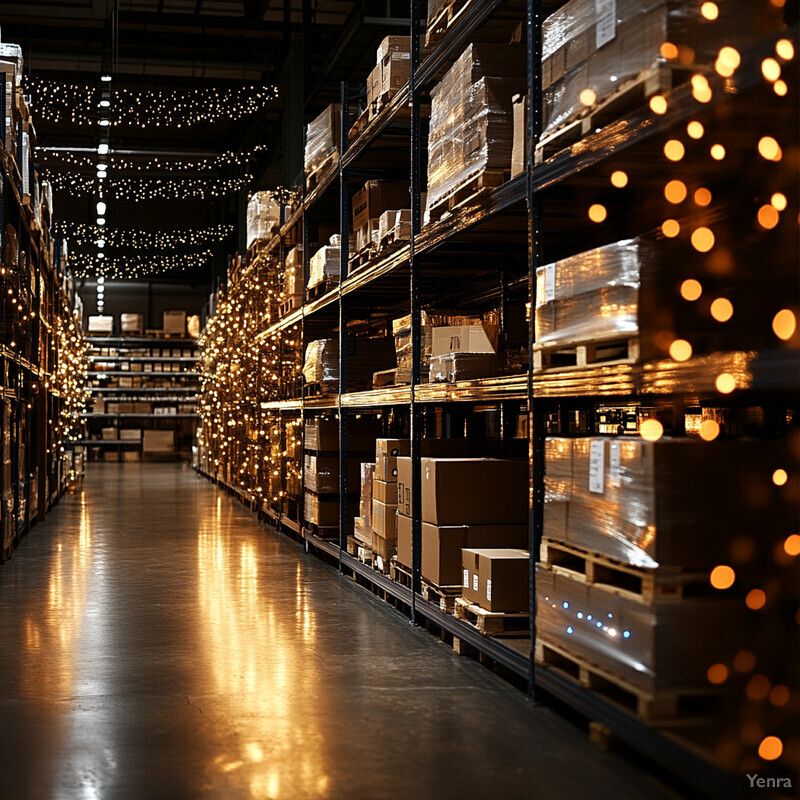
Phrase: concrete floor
[{"left": 0, "top": 463, "right": 680, "bottom": 800}]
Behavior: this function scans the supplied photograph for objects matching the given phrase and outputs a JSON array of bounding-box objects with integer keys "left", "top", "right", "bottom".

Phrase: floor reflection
[{"left": 197, "top": 497, "right": 330, "bottom": 798}]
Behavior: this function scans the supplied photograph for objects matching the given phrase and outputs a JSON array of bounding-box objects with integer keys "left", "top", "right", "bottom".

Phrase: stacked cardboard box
[
  {"left": 282, "top": 246, "right": 304, "bottom": 305},
  {"left": 425, "top": 43, "right": 525, "bottom": 223},
  {"left": 351, "top": 180, "right": 409, "bottom": 265},
  {"left": 354, "top": 463, "right": 375, "bottom": 547},
  {"left": 88, "top": 315, "right": 114, "bottom": 334},
  {"left": 371, "top": 439, "right": 409, "bottom": 566},
  {"left": 308, "top": 235, "right": 341, "bottom": 292},
  {"left": 246, "top": 191, "right": 281, "bottom": 249},
  {"left": 121, "top": 313, "right": 144, "bottom": 332},
  {"left": 303, "top": 337, "right": 395, "bottom": 390},
  {"left": 429, "top": 321, "right": 500, "bottom": 383},
  {"left": 541, "top": 0, "right": 783, "bottom": 137}
]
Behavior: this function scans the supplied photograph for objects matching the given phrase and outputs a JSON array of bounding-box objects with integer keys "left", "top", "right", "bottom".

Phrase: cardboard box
[
  {"left": 304, "top": 416, "right": 381, "bottom": 453},
  {"left": 304, "top": 492, "right": 339, "bottom": 527},
  {"left": 367, "top": 63, "right": 382, "bottom": 106},
  {"left": 303, "top": 453, "right": 362, "bottom": 494},
  {"left": 142, "top": 430, "right": 174, "bottom": 453},
  {"left": 103, "top": 451, "right": 120, "bottom": 462},
  {"left": 87, "top": 315, "right": 114, "bottom": 334},
  {"left": 511, "top": 93, "right": 527, "bottom": 178},
  {"left": 163, "top": 310, "right": 186, "bottom": 335},
  {"left": 122, "top": 451, "right": 140, "bottom": 462},
  {"left": 121, "top": 313, "right": 144, "bottom": 332},
  {"left": 352, "top": 180, "right": 410, "bottom": 231},
  {"left": 92, "top": 399, "right": 106, "bottom": 414},
  {"left": 422, "top": 458, "right": 528, "bottom": 525},
  {"left": 397, "top": 512, "right": 412, "bottom": 567},
  {"left": 431, "top": 323, "right": 498, "bottom": 356},
  {"left": 117, "top": 402, "right": 136, "bottom": 414},
  {"left": 376, "top": 438, "right": 410, "bottom": 457},
  {"left": 375, "top": 452, "right": 400, "bottom": 482},
  {"left": 423, "top": 523, "right": 528, "bottom": 587},
  {"left": 462, "top": 548, "right": 529, "bottom": 612},
  {"left": 377, "top": 35, "right": 411, "bottom": 62},
  {"left": 381, "top": 51, "right": 411, "bottom": 97},
  {"left": 101, "top": 427, "right": 118, "bottom": 441},
  {"left": 119, "top": 429, "right": 141, "bottom": 441},
  {"left": 372, "top": 500, "right": 397, "bottom": 540},
  {"left": 372, "top": 533, "right": 396, "bottom": 567},
  {"left": 373, "top": 479, "right": 398, "bottom": 505},
  {"left": 133, "top": 402, "right": 152, "bottom": 415}
]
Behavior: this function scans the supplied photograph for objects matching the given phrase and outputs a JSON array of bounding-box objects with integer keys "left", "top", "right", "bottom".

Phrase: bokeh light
[
  {"left": 769, "top": 685, "right": 790, "bottom": 706},
  {"left": 710, "top": 564, "right": 735, "bottom": 589},
  {"left": 649, "top": 95, "right": 668, "bottom": 114},
  {"left": 664, "top": 139, "right": 685, "bottom": 161},
  {"left": 710, "top": 144, "right": 726, "bottom": 160},
  {"left": 772, "top": 309, "right": 796, "bottom": 340},
  {"left": 640, "top": 419, "right": 664, "bottom": 441},
  {"left": 748, "top": 675, "right": 771, "bottom": 700},
  {"left": 746, "top": 589, "right": 766, "bottom": 610},
  {"left": 772, "top": 468, "right": 788, "bottom": 486},
  {"left": 610, "top": 170, "right": 628, "bottom": 188},
  {"left": 687, "top": 121, "right": 704, "bottom": 139},
  {"left": 701, "top": 2, "right": 718, "bottom": 19},
  {"left": 710, "top": 297, "right": 734, "bottom": 322},
  {"left": 707, "top": 663, "right": 728, "bottom": 684},
  {"left": 669, "top": 339, "right": 692, "bottom": 361},
  {"left": 664, "top": 180, "right": 687, "bottom": 203},
  {"left": 691, "top": 227, "right": 715, "bottom": 252},
  {"left": 776, "top": 39, "right": 794, "bottom": 60},
  {"left": 734, "top": 651, "right": 756, "bottom": 672},
  {"left": 580, "top": 89, "right": 596, "bottom": 106},
  {"left": 662, "top": 219, "right": 680, "bottom": 237},
  {"left": 758, "top": 204, "right": 780, "bottom": 230},
  {"left": 762, "top": 58, "right": 781, "bottom": 82},
  {"left": 680, "top": 279, "right": 702, "bottom": 301},
  {"left": 716, "top": 373, "right": 735, "bottom": 393},
  {"left": 700, "top": 419, "right": 720, "bottom": 441},
  {"left": 771, "top": 193, "right": 787, "bottom": 211},
  {"left": 695, "top": 187, "right": 712, "bottom": 206},
  {"left": 660, "top": 42, "right": 679, "bottom": 60},
  {"left": 758, "top": 737, "right": 783, "bottom": 761},
  {"left": 758, "top": 136, "right": 782, "bottom": 161},
  {"left": 784, "top": 534, "right": 800, "bottom": 557},
  {"left": 588, "top": 204, "right": 607, "bottom": 223}
]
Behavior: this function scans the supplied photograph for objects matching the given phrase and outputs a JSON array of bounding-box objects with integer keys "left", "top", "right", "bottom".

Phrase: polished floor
[{"left": 0, "top": 463, "right": 679, "bottom": 800}]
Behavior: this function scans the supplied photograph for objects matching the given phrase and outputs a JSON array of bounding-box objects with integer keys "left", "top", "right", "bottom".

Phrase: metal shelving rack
[
  {"left": 196, "top": 4, "right": 798, "bottom": 797},
  {"left": 84, "top": 336, "right": 200, "bottom": 458}
]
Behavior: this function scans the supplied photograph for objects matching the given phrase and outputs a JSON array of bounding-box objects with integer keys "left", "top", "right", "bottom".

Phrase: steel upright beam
[{"left": 409, "top": 0, "right": 423, "bottom": 624}]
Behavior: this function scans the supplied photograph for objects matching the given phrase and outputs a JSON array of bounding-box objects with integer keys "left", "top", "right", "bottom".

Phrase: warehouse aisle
[{"left": 0, "top": 464, "right": 678, "bottom": 800}]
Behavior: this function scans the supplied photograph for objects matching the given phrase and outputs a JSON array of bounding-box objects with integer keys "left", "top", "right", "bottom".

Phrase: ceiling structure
[{"left": 0, "top": 0, "right": 408, "bottom": 286}]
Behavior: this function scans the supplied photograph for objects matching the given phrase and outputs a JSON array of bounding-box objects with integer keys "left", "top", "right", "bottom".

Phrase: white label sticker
[
  {"left": 486, "top": 579, "right": 492, "bottom": 601},
  {"left": 545, "top": 263, "right": 556, "bottom": 303},
  {"left": 609, "top": 441, "right": 621, "bottom": 487},
  {"left": 589, "top": 440, "right": 605, "bottom": 494},
  {"left": 472, "top": 574, "right": 479, "bottom": 592},
  {"left": 376, "top": 556, "right": 384, "bottom": 572},
  {"left": 595, "top": 0, "right": 616, "bottom": 48},
  {"left": 463, "top": 569, "right": 469, "bottom": 589}
]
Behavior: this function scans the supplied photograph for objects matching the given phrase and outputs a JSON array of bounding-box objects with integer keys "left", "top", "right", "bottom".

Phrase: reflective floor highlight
[{"left": 0, "top": 464, "right": 679, "bottom": 799}]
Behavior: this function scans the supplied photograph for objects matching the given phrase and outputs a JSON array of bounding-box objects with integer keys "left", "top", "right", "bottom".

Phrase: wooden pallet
[
  {"left": 348, "top": 247, "right": 375, "bottom": 272},
  {"left": 426, "top": 169, "right": 506, "bottom": 224},
  {"left": 145, "top": 330, "right": 187, "bottom": 339},
  {"left": 306, "top": 152, "right": 339, "bottom": 192},
  {"left": 453, "top": 596, "right": 529, "bottom": 635},
  {"left": 120, "top": 328, "right": 144, "bottom": 337},
  {"left": 357, "top": 544, "right": 374, "bottom": 567},
  {"left": 535, "top": 639, "right": 722, "bottom": 725},
  {"left": 535, "top": 61, "right": 700, "bottom": 164},
  {"left": 378, "top": 223, "right": 411, "bottom": 252},
  {"left": 306, "top": 280, "right": 337, "bottom": 302},
  {"left": 422, "top": 581, "right": 462, "bottom": 613},
  {"left": 390, "top": 557, "right": 412, "bottom": 587},
  {"left": 278, "top": 295, "right": 302, "bottom": 318},
  {"left": 303, "top": 381, "right": 338, "bottom": 398},
  {"left": 425, "top": 0, "right": 474, "bottom": 47},
  {"left": 540, "top": 539, "right": 710, "bottom": 605},
  {"left": 304, "top": 523, "right": 339, "bottom": 541},
  {"left": 349, "top": 106, "right": 371, "bottom": 142},
  {"left": 533, "top": 335, "right": 639, "bottom": 373}
]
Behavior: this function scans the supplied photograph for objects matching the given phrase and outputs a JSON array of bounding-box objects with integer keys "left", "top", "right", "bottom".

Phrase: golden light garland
[
  {"left": 70, "top": 250, "right": 214, "bottom": 278},
  {"left": 44, "top": 173, "right": 252, "bottom": 200},
  {"left": 41, "top": 144, "right": 268, "bottom": 173},
  {"left": 24, "top": 76, "right": 279, "bottom": 127},
  {"left": 54, "top": 221, "right": 234, "bottom": 249}
]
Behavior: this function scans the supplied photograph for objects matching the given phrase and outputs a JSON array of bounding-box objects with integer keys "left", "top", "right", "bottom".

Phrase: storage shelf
[
  {"left": 88, "top": 356, "right": 198, "bottom": 363},
  {"left": 88, "top": 386, "right": 198, "bottom": 394},
  {"left": 85, "top": 336, "right": 197, "bottom": 347},
  {"left": 85, "top": 371, "right": 200, "bottom": 378},
  {"left": 341, "top": 85, "right": 411, "bottom": 169},
  {"left": 81, "top": 413, "right": 199, "bottom": 419},
  {"left": 75, "top": 440, "right": 142, "bottom": 447}
]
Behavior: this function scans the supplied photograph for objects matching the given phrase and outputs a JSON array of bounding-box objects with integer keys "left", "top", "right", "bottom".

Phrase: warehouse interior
[{"left": 0, "top": 1, "right": 798, "bottom": 798}]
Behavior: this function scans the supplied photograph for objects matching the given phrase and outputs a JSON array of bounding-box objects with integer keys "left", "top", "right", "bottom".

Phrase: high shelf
[
  {"left": 0, "top": 45, "right": 88, "bottom": 562},
  {"left": 196, "top": 3, "right": 799, "bottom": 797},
  {"left": 83, "top": 336, "right": 200, "bottom": 461}
]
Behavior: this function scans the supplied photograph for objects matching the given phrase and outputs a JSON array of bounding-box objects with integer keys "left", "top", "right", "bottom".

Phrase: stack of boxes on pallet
[
  {"left": 350, "top": 179, "right": 410, "bottom": 270},
  {"left": 304, "top": 104, "right": 340, "bottom": 191}
]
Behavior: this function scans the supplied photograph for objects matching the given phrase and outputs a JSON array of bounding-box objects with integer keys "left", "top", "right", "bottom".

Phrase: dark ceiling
[{"left": 0, "top": 0, "right": 410, "bottom": 286}]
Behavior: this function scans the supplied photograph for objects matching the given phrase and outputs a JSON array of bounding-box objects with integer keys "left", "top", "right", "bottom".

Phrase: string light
[
  {"left": 54, "top": 221, "right": 234, "bottom": 249},
  {"left": 70, "top": 251, "right": 214, "bottom": 278},
  {"left": 44, "top": 173, "right": 252, "bottom": 200},
  {"left": 41, "top": 144, "right": 268, "bottom": 173},
  {"left": 24, "top": 76, "right": 279, "bottom": 127}
]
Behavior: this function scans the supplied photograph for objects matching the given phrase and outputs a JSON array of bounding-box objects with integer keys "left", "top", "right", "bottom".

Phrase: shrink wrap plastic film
[
  {"left": 246, "top": 191, "right": 281, "bottom": 249},
  {"left": 308, "top": 235, "right": 341, "bottom": 290},
  {"left": 303, "top": 339, "right": 338, "bottom": 384},
  {"left": 542, "top": 0, "right": 784, "bottom": 136},
  {"left": 359, "top": 462, "right": 375, "bottom": 526},
  {"left": 425, "top": 44, "right": 524, "bottom": 223},
  {"left": 429, "top": 353, "right": 500, "bottom": 383},
  {"left": 283, "top": 246, "right": 303, "bottom": 297},
  {"left": 304, "top": 104, "right": 340, "bottom": 177},
  {"left": 535, "top": 239, "right": 645, "bottom": 346},
  {"left": 536, "top": 564, "right": 742, "bottom": 693}
]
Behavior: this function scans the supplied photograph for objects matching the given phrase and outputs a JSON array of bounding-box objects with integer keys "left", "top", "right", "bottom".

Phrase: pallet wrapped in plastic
[
  {"left": 302, "top": 339, "right": 339, "bottom": 384},
  {"left": 283, "top": 246, "right": 303, "bottom": 297},
  {"left": 304, "top": 104, "right": 341, "bottom": 181},
  {"left": 428, "top": 352, "right": 500, "bottom": 383},
  {"left": 542, "top": 0, "right": 784, "bottom": 136},
  {"left": 246, "top": 191, "right": 280, "bottom": 249},
  {"left": 543, "top": 436, "right": 794, "bottom": 569},
  {"left": 308, "top": 235, "right": 341, "bottom": 291},
  {"left": 536, "top": 564, "right": 742, "bottom": 694},
  {"left": 535, "top": 238, "right": 644, "bottom": 348},
  {"left": 425, "top": 43, "right": 525, "bottom": 224}
]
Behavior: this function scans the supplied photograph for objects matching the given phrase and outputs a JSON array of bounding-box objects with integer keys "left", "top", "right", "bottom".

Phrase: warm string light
[
  {"left": 44, "top": 173, "right": 253, "bottom": 200},
  {"left": 69, "top": 250, "right": 214, "bottom": 278},
  {"left": 54, "top": 221, "right": 234, "bottom": 249},
  {"left": 40, "top": 144, "right": 268, "bottom": 173},
  {"left": 24, "top": 76, "right": 279, "bottom": 127}
]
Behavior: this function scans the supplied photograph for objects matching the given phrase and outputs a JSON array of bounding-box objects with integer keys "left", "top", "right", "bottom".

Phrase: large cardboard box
[
  {"left": 423, "top": 523, "right": 528, "bottom": 587},
  {"left": 381, "top": 50, "right": 411, "bottom": 97},
  {"left": 133, "top": 402, "right": 152, "bottom": 415},
  {"left": 87, "top": 315, "right": 114, "bottom": 334},
  {"left": 375, "top": 452, "right": 400, "bottom": 482},
  {"left": 373, "top": 479, "right": 397, "bottom": 505},
  {"left": 372, "top": 500, "right": 397, "bottom": 540},
  {"left": 143, "top": 430, "right": 175, "bottom": 453},
  {"left": 397, "top": 512, "right": 412, "bottom": 567},
  {"left": 352, "top": 180, "right": 410, "bottom": 231},
  {"left": 119, "top": 429, "right": 142, "bottom": 441},
  {"left": 303, "top": 453, "right": 362, "bottom": 494},
  {"left": 304, "top": 416, "right": 381, "bottom": 453},
  {"left": 422, "top": 458, "right": 528, "bottom": 525},
  {"left": 462, "top": 548, "right": 529, "bottom": 612},
  {"left": 121, "top": 313, "right": 144, "bottom": 332},
  {"left": 431, "top": 323, "right": 498, "bottom": 356},
  {"left": 163, "top": 310, "right": 186, "bottom": 335},
  {"left": 101, "top": 427, "right": 118, "bottom": 440},
  {"left": 304, "top": 492, "right": 341, "bottom": 527}
]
